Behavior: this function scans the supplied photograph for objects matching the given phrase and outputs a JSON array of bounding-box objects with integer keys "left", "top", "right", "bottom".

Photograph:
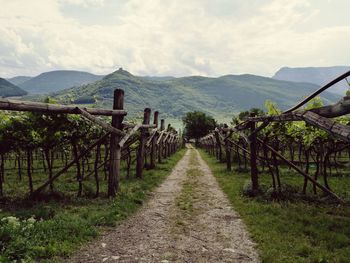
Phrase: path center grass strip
[
  {"left": 0, "top": 149, "right": 186, "bottom": 262},
  {"left": 199, "top": 149, "right": 350, "bottom": 263},
  {"left": 175, "top": 149, "right": 200, "bottom": 215}
]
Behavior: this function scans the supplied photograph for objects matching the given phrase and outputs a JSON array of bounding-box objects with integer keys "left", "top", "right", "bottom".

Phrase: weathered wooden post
[
  {"left": 249, "top": 113, "right": 259, "bottom": 191},
  {"left": 108, "top": 89, "right": 124, "bottom": 197},
  {"left": 150, "top": 111, "right": 158, "bottom": 168},
  {"left": 211, "top": 135, "right": 216, "bottom": 157},
  {"left": 136, "top": 108, "right": 151, "bottom": 178},
  {"left": 170, "top": 135, "right": 175, "bottom": 155},
  {"left": 172, "top": 133, "right": 176, "bottom": 154},
  {"left": 225, "top": 139, "right": 232, "bottom": 170},
  {"left": 158, "top": 119, "right": 165, "bottom": 163},
  {"left": 214, "top": 129, "right": 222, "bottom": 162},
  {"left": 166, "top": 124, "right": 171, "bottom": 157},
  {"left": 224, "top": 125, "right": 232, "bottom": 171}
]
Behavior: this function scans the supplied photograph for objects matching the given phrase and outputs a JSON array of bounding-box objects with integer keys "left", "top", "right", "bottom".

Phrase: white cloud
[
  {"left": 0, "top": 0, "right": 349, "bottom": 78},
  {"left": 59, "top": 0, "right": 106, "bottom": 7}
]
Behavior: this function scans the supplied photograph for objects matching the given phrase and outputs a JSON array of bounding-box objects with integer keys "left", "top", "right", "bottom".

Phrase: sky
[{"left": 0, "top": 0, "right": 349, "bottom": 78}]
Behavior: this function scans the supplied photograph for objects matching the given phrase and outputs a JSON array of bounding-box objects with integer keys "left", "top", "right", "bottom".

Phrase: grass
[
  {"left": 199, "top": 149, "right": 350, "bottom": 263},
  {"left": 175, "top": 150, "right": 199, "bottom": 213},
  {"left": 0, "top": 148, "right": 186, "bottom": 262},
  {"left": 172, "top": 149, "right": 203, "bottom": 241}
]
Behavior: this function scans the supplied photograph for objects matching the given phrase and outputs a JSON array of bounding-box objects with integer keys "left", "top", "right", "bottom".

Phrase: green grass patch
[
  {"left": 0, "top": 149, "right": 186, "bottom": 262},
  {"left": 175, "top": 150, "right": 200, "bottom": 213},
  {"left": 199, "top": 149, "right": 350, "bottom": 263}
]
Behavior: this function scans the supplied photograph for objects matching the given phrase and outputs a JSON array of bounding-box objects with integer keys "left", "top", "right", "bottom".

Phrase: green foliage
[
  {"left": 265, "top": 100, "right": 282, "bottom": 115},
  {"left": 0, "top": 216, "right": 37, "bottom": 261},
  {"left": 0, "top": 110, "right": 104, "bottom": 160},
  {"left": 43, "top": 96, "right": 58, "bottom": 104},
  {"left": 346, "top": 78, "right": 350, "bottom": 96},
  {"left": 232, "top": 108, "right": 264, "bottom": 124},
  {"left": 74, "top": 95, "right": 96, "bottom": 104},
  {"left": 260, "top": 98, "right": 339, "bottom": 146},
  {"left": 182, "top": 111, "right": 216, "bottom": 141},
  {"left": 302, "top": 96, "right": 324, "bottom": 111}
]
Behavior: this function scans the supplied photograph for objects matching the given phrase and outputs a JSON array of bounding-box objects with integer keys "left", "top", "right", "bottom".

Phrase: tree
[{"left": 182, "top": 111, "right": 216, "bottom": 143}]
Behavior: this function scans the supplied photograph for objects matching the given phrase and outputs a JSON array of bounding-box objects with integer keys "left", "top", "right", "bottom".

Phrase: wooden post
[
  {"left": 136, "top": 108, "right": 151, "bottom": 178},
  {"left": 249, "top": 113, "right": 259, "bottom": 191},
  {"left": 211, "top": 136, "right": 216, "bottom": 157},
  {"left": 158, "top": 119, "right": 165, "bottom": 163},
  {"left": 150, "top": 111, "right": 158, "bottom": 169},
  {"left": 226, "top": 140, "right": 231, "bottom": 171},
  {"left": 166, "top": 124, "right": 171, "bottom": 157},
  {"left": 224, "top": 125, "right": 232, "bottom": 171},
  {"left": 214, "top": 130, "right": 222, "bottom": 162},
  {"left": 108, "top": 89, "right": 124, "bottom": 197}
]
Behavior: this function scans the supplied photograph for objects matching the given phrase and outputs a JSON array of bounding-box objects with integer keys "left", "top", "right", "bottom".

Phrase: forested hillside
[
  {"left": 0, "top": 78, "right": 27, "bottom": 97},
  {"left": 53, "top": 68, "right": 338, "bottom": 119},
  {"left": 18, "top": 70, "right": 104, "bottom": 94},
  {"left": 6, "top": 76, "right": 32, "bottom": 86}
]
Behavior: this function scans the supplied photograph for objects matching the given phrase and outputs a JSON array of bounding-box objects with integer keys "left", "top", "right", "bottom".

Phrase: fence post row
[{"left": 0, "top": 88, "right": 182, "bottom": 198}]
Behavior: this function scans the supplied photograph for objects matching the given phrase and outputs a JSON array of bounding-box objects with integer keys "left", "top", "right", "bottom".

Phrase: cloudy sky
[{"left": 0, "top": 0, "right": 349, "bottom": 78}]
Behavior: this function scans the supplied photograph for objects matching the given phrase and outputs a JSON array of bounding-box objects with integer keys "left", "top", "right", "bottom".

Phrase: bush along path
[{"left": 70, "top": 145, "right": 259, "bottom": 262}]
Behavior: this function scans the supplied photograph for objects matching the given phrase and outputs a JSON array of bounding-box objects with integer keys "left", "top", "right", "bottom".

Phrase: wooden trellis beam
[
  {"left": 0, "top": 98, "right": 127, "bottom": 116},
  {"left": 77, "top": 108, "right": 125, "bottom": 136}
]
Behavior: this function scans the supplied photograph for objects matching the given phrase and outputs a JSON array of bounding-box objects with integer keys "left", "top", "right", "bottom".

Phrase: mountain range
[
  {"left": 51, "top": 68, "right": 339, "bottom": 120},
  {"left": 4, "top": 67, "right": 344, "bottom": 121},
  {"left": 0, "top": 78, "right": 27, "bottom": 97},
  {"left": 7, "top": 70, "right": 104, "bottom": 94},
  {"left": 273, "top": 66, "right": 350, "bottom": 95},
  {"left": 6, "top": 76, "right": 32, "bottom": 86}
]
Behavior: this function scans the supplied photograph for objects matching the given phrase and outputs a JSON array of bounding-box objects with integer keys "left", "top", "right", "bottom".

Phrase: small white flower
[
  {"left": 27, "top": 217, "right": 36, "bottom": 224},
  {"left": 4, "top": 216, "right": 21, "bottom": 228}
]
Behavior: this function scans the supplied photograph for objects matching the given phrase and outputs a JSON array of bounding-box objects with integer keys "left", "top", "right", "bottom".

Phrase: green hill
[
  {"left": 0, "top": 78, "right": 27, "bottom": 97},
  {"left": 19, "top": 70, "right": 104, "bottom": 94},
  {"left": 6, "top": 76, "right": 32, "bottom": 86},
  {"left": 273, "top": 66, "right": 350, "bottom": 95},
  {"left": 52, "top": 68, "right": 339, "bottom": 120}
]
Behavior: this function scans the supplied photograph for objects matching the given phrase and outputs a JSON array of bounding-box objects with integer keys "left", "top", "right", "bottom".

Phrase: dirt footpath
[{"left": 70, "top": 147, "right": 260, "bottom": 263}]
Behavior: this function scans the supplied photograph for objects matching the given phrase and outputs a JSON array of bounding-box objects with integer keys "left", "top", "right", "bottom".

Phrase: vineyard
[
  {"left": 199, "top": 71, "right": 350, "bottom": 202},
  {"left": 1, "top": 72, "right": 350, "bottom": 262},
  {"left": 0, "top": 89, "right": 184, "bottom": 261},
  {"left": 0, "top": 89, "right": 182, "bottom": 198}
]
